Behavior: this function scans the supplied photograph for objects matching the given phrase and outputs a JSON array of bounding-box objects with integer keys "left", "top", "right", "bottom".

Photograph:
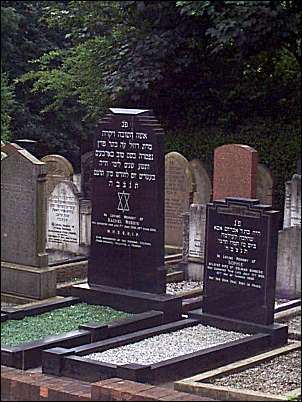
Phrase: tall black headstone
[
  {"left": 88, "top": 108, "right": 165, "bottom": 293},
  {"left": 202, "top": 197, "right": 280, "bottom": 325}
]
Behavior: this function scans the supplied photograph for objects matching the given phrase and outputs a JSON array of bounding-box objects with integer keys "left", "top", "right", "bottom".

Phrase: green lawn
[{"left": 1, "top": 303, "right": 132, "bottom": 346}]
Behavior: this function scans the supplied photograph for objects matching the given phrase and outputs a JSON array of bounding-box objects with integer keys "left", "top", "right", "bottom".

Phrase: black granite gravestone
[
  {"left": 88, "top": 108, "right": 165, "bottom": 293},
  {"left": 202, "top": 197, "right": 280, "bottom": 325}
]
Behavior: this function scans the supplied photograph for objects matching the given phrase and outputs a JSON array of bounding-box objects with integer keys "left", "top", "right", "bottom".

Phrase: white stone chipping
[{"left": 83, "top": 324, "right": 248, "bottom": 365}]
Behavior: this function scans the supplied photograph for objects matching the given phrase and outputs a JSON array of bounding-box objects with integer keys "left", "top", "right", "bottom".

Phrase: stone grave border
[
  {"left": 57, "top": 283, "right": 183, "bottom": 323},
  {"left": 274, "top": 298, "right": 301, "bottom": 313},
  {"left": 275, "top": 305, "right": 301, "bottom": 340},
  {"left": 41, "top": 315, "right": 288, "bottom": 384},
  {"left": 1, "top": 296, "right": 164, "bottom": 370},
  {"left": 174, "top": 341, "right": 301, "bottom": 401}
]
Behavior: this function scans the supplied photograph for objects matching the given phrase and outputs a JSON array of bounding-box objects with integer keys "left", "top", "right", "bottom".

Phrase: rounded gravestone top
[
  {"left": 165, "top": 151, "right": 194, "bottom": 190},
  {"left": 165, "top": 151, "right": 194, "bottom": 248},
  {"left": 189, "top": 159, "right": 212, "bottom": 204},
  {"left": 41, "top": 154, "right": 74, "bottom": 178}
]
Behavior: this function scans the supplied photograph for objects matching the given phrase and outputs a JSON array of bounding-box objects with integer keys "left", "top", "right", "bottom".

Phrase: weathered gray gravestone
[
  {"left": 2, "top": 149, "right": 48, "bottom": 267},
  {"left": 276, "top": 173, "right": 301, "bottom": 299},
  {"left": 276, "top": 225, "right": 301, "bottom": 299},
  {"left": 46, "top": 180, "right": 81, "bottom": 263},
  {"left": 165, "top": 152, "right": 194, "bottom": 249},
  {"left": 283, "top": 174, "right": 301, "bottom": 228},
  {"left": 1, "top": 148, "right": 56, "bottom": 299},
  {"left": 189, "top": 159, "right": 212, "bottom": 204},
  {"left": 256, "top": 164, "right": 274, "bottom": 206}
]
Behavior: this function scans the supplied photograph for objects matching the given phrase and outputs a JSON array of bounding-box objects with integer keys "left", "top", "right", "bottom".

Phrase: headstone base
[
  {"left": 59, "top": 283, "right": 182, "bottom": 323},
  {"left": 1, "top": 262, "right": 57, "bottom": 299}
]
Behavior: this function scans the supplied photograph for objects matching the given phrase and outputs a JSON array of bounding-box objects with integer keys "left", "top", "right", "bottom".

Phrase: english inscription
[
  {"left": 88, "top": 109, "right": 165, "bottom": 293},
  {"left": 203, "top": 197, "right": 280, "bottom": 325}
]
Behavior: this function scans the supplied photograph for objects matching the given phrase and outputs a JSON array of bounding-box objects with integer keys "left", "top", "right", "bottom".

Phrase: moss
[{"left": 1, "top": 303, "right": 132, "bottom": 347}]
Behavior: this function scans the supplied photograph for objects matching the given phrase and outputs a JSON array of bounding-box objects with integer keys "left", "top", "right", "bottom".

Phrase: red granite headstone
[{"left": 213, "top": 144, "right": 258, "bottom": 201}]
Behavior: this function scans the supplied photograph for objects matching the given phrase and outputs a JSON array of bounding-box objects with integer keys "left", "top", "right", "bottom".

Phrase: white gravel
[
  {"left": 209, "top": 349, "right": 301, "bottom": 394},
  {"left": 166, "top": 281, "right": 202, "bottom": 295},
  {"left": 84, "top": 324, "right": 248, "bottom": 365}
]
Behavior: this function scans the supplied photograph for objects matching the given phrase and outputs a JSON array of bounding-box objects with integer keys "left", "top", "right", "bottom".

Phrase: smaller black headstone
[{"left": 202, "top": 197, "right": 280, "bottom": 325}]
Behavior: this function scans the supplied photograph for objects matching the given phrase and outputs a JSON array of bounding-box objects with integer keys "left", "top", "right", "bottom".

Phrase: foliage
[
  {"left": 1, "top": 72, "right": 15, "bottom": 142},
  {"left": 1, "top": 1, "right": 91, "bottom": 167},
  {"left": 1, "top": 1, "right": 301, "bottom": 207},
  {"left": 1, "top": 303, "right": 132, "bottom": 347}
]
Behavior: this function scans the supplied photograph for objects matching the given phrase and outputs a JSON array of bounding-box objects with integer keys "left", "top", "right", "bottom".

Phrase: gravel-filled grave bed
[
  {"left": 83, "top": 324, "right": 248, "bottom": 365},
  {"left": 279, "top": 315, "right": 301, "bottom": 333},
  {"left": 166, "top": 281, "right": 202, "bottom": 295},
  {"left": 206, "top": 348, "right": 301, "bottom": 395},
  {"left": 1, "top": 303, "right": 132, "bottom": 347}
]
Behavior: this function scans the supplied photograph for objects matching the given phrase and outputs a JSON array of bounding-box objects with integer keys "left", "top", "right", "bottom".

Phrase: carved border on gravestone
[
  {"left": 41, "top": 154, "right": 74, "bottom": 178},
  {"left": 1, "top": 142, "right": 24, "bottom": 156},
  {"left": 41, "top": 154, "right": 74, "bottom": 196},
  {"left": 46, "top": 180, "right": 80, "bottom": 255},
  {"left": 203, "top": 197, "right": 280, "bottom": 325}
]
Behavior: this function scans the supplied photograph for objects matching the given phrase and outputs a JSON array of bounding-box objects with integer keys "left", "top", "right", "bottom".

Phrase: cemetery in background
[{"left": 1, "top": 2, "right": 301, "bottom": 401}]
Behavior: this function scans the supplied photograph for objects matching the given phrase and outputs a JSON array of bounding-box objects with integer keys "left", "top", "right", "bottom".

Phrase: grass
[{"left": 1, "top": 303, "right": 133, "bottom": 347}]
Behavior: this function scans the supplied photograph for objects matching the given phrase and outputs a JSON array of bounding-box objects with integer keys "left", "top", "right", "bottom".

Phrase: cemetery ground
[
  {"left": 1, "top": 284, "right": 301, "bottom": 401},
  {"left": 1, "top": 110, "right": 301, "bottom": 401}
]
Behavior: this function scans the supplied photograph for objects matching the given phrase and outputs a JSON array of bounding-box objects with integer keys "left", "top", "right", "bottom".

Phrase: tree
[{"left": 1, "top": 72, "right": 15, "bottom": 142}]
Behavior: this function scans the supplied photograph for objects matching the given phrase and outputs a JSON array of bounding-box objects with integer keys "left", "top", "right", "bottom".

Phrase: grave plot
[
  {"left": 175, "top": 341, "right": 301, "bottom": 401},
  {"left": 275, "top": 306, "right": 301, "bottom": 340},
  {"left": 1, "top": 296, "right": 164, "bottom": 369},
  {"left": 42, "top": 316, "right": 287, "bottom": 384}
]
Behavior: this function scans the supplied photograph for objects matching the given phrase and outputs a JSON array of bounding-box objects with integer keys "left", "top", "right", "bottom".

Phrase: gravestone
[
  {"left": 213, "top": 144, "right": 258, "bottom": 201},
  {"left": 1, "top": 142, "right": 24, "bottom": 155},
  {"left": 88, "top": 108, "right": 165, "bottom": 293},
  {"left": 180, "top": 204, "right": 206, "bottom": 281},
  {"left": 276, "top": 225, "right": 301, "bottom": 299},
  {"left": 165, "top": 152, "right": 194, "bottom": 249},
  {"left": 41, "top": 154, "right": 74, "bottom": 196},
  {"left": 1, "top": 149, "right": 48, "bottom": 267},
  {"left": 256, "top": 164, "right": 274, "bottom": 206},
  {"left": 189, "top": 159, "right": 212, "bottom": 204},
  {"left": 283, "top": 174, "right": 301, "bottom": 229},
  {"left": 188, "top": 204, "right": 207, "bottom": 264},
  {"left": 1, "top": 148, "right": 56, "bottom": 299},
  {"left": 46, "top": 181, "right": 81, "bottom": 263},
  {"left": 276, "top": 173, "right": 301, "bottom": 298},
  {"left": 202, "top": 197, "right": 280, "bottom": 325},
  {"left": 81, "top": 151, "right": 94, "bottom": 199}
]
